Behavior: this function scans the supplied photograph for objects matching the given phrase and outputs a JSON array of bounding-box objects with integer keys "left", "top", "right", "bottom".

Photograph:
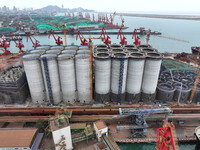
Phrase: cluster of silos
[
  {"left": 22, "top": 45, "right": 92, "bottom": 105},
  {"left": 94, "top": 44, "right": 162, "bottom": 104},
  {"left": 157, "top": 70, "right": 200, "bottom": 103}
]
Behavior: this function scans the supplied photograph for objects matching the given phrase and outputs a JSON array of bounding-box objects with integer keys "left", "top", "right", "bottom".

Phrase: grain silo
[
  {"left": 40, "top": 54, "right": 61, "bottom": 104},
  {"left": 22, "top": 54, "right": 45, "bottom": 104},
  {"left": 141, "top": 52, "right": 162, "bottom": 104},
  {"left": 94, "top": 52, "right": 111, "bottom": 103},
  {"left": 57, "top": 54, "right": 76, "bottom": 103},
  {"left": 126, "top": 52, "right": 146, "bottom": 103},
  {"left": 111, "top": 52, "right": 128, "bottom": 103}
]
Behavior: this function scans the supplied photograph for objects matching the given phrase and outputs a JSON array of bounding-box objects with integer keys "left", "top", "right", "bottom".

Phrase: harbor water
[
  {"left": 118, "top": 143, "right": 196, "bottom": 150},
  {"left": 5, "top": 14, "right": 200, "bottom": 54}
]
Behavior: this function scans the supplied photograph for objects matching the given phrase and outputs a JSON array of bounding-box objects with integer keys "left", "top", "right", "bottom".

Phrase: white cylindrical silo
[
  {"left": 111, "top": 48, "right": 124, "bottom": 54},
  {"left": 141, "top": 52, "right": 162, "bottom": 104},
  {"left": 22, "top": 54, "right": 45, "bottom": 104},
  {"left": 111, "top": 52, "right": 128, "bottom": 103},
  {"left": 95, "top": 44, "right": 108, "bottom": 49},
  {"left": 79, "top": 46, "right": 89, "bottom": 50},
  {"left": 57, "top": 54, "right": 76, "bottom": 103},
  {"left": 36, "top": 46, "right": 50, "bottom": 50},
  {"left": 77, "top": 50, "right": 89, "bottom": 54},
  {"left": 75, "top": 54, "right": 91, "bottom": 104},
  {"left": 40, "top": 54, "right": 61, "bottom": 105},
  {"left": 64, "top": 46, "right": 79, "bottom": 50},
  {"left": 110, "top": 44, "right": 122, "bottom": 49},
  {"left": 94, "top": 53, "right": 111, "bottom": 103},
  {"left": 94, "top": 48, "right": 110, "bottom": 53},
  {"left": 50, "top": 46, "right": 64, "bottom": 50},
  {"left": 46, "top": 50, "right": 61, "bottom": 54},
  {"left": 126, "top": 52, "right": 146, "bottom": 103},
  {"left": 29, "top": 50, "right": 46, "bottom": 54},
  {"left": 62, "top": 50, "right": 77, "bottom": 55}
]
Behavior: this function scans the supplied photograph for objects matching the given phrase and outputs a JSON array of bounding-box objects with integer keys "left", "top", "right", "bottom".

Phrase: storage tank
[
  {"left": 79, "top": 46, "right": 89, "bottom": 50},
  {"left": 62, "top": 50, "right": 77, "bottom": 55},
  {"left": 77, "top": 50, "right": 89, "bottom": 54},
  {"left": 36, "top": 46, "right": 50, "bottom": 50},
  {"left": 22, "top": 54, "right": 45, "bottom": 104},
  {"left": 126, "top": 48, "right": 140, "bottom": 54},
  {"left": 95, "top": 44, "right": 108, "bottom": 49},
  {"left": 94, "top": 53, "right": 111, "bottom": 103},
  {"left": 173, "top": 83, "right": 191, "bottom": 103},
  {"left": 124, "top": 44, "right": 136, "bottom": 49},
  {"left": 141, "top": 48, "right": 158, "bottom": 53},
  {"left": 57, "top": 54, "right": 76, "bottom": 103},
  {"left": 75, "top": 54, "right": 91, "bottom": 104},
  {"left": 111, "top": 52, "right": 128, "bottom": 103},
  {"left": 188, "top": 83, "right": 200, "bottom": 103},
  {"left": 156, "top": 83, "right": 175, "bottom": 103},
  {"left": 138, "top": 44, "right": 152, "bottom": 49},
  {"left": 29, "top": 50, "right": 46, "bottom": 54},
  {"left": 110, "top": 44, "right": 122, "bottom": 49},
  {"left": 141, "top": 53, "right": 162, "bottom": 104},
  {"left": 46, "top": 50, "right": 61, "bottom": 54},
  {"left": 64, "top": 46, "right": 79, "bottom": 50},
  {"left": 111, "top": 48, "right": 124, "bottom": 53},
  {"left": 50, "top": 46, "right": 64, "bottom": 50},
  {"left": 126, "top": 52, "right": 146, "bottom": 103},
  {"left": 95, "top": 48, "right": 110, "bottom": 53},
  {"left": 40, "top": 54, "right": 61, "bottom": 104}
]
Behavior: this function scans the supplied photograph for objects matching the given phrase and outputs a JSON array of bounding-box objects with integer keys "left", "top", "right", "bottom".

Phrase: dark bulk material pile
[
  {"left": 157, "top": 70, "right": 200, "bottom": 103},
  {"left": 0, "top": 66, "right": 29, "bottom": 104}
]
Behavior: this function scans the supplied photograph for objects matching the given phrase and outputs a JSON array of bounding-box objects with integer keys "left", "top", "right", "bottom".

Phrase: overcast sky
[{"left": 1, "top": 0, "right": 200, "bottom": 12}]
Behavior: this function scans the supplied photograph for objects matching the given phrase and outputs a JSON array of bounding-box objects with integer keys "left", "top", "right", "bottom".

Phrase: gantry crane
[
  {"left": 156, "top": 120, "right": 179, "bottom": 150},
  {"left": 76, "top": 30, "right": 88, "bottom": 45},
  {"left": 49, "top": 29, "right": 63, "bottom": 45},
  {"left": 26, "top": 33, "right": 40, "bottom": 47},
  {"left": 100, "top": 27, "right": 111, "bottom": 45},
  {"left": 132, "top": 29, "right": 141, "bottom": 45},
  {"left": 117, "top": 103, "right": 171, "bottom": 138},
  {"left": 117, "top": 29, "right": 127, "bottom": 45},
  {"left": 0, "top": 37, "right": 10, "bottom": 55}
]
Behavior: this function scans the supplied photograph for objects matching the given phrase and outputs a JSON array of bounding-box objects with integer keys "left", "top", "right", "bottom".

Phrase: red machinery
[
  {"left": 0, "top": 37, "right": 10, "bottom": 55},
  {"left": 156, "top": 120, "right": 178, "bottom": 150},
  {"left": 110, "top": 11, "right": 116, "bottom": 27},
  {"left": 68, "top": 12, "right": 71, "bottom": 17},
  {"left": 76, "top": 31, "right": 88, "bottom": 45},
  {"left": 93, "top": 14, "right": 95, "bottom": 22},
  {"left": 12, "top": 36, "right": 24, "bottom": 53},
  {"left": 132, "top": 29, "right": 141, "bottom": 45},
  {"left": 100, "top": 27, "right": 111, "bottom": 45},
  {"left": 120, "top": 15, "right": 125, "bottom": 27},
  {"left": 78, "top": 12, "right": 83, "bottom": 19},
  {"left": 49, "top": 29, "right": 63, "bottom": 45},
  {"left": 26, "top": 33, "right": 40, "bottom": 47},
  {"left": 85, "top": 13, "right": 90, "bottom": 21},
  {"left": 117, "top": 29, "right": 127, "bottom": 45}
]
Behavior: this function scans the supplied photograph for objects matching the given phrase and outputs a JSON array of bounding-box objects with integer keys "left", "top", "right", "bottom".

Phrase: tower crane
[
  {"left": 49, "top": 29, "right": 63, "bottom": 45},
  {"left": 117, "top": 103, "right": 171, "bottom": 138},
  {"left": 156, "top": 120, "right": 179, "bottom": 150},
  {"left": 0, "top": 37, "right": 10, "bottom": 55},
  {"left": 100, "top": 27, "right": 111, "bottom": 45},
  {"left": 76, "top": 30, "right": 88, "bottom": 45},
  {"left": 117, "top": 29, "right": 127, "bottom": 45},
  {"left": 132, "top": 29, "right": 141, "bottom": 45},
  {"left": 26, "top": 33, "right": 40, "bottom": 47}
]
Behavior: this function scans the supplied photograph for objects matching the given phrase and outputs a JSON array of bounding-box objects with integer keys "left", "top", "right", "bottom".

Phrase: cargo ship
[{"left": 191, "top": 46, "right": 200, "bottom": 55}]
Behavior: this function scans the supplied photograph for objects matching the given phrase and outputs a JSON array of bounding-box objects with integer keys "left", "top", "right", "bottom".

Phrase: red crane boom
[
  {"left": 100, "top": 27, "right": 111, "bottom": 45},
  {"left": 76, "top": 30, "right": 88, "bottom": 45},
  {"left": 117, "top": 29, "right": 127, "bottom": 45},
  {"left": 132, "top": 29, "right": 141, "bottom": 45},
  {"left": 0, "top": 37, "right": 10, "bottom": 55},
  {"left": 11, "top": 36, "right": 24, "bottom": 53},
  {"left": 48, "top": 29, "right": 63, "bottom": 45},
  {"left": 26, "top": 33, "right": 40, "bottom": 47}
]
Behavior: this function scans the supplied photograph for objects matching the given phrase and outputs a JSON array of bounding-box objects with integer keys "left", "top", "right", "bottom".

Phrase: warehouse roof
[
  {"left": 0, "top": 128, "right": 38, "bottom": 148},
  {"left": 94, "top": 120, "right": 107, "bottom": 130}
]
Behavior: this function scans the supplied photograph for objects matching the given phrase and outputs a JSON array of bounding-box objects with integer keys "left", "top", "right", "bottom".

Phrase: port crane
[
  {"left": 156, "top": 120, "right": 179, "bottom": 150},
  {"left": 100, "top": 27, "right": 111, "bottom": 45},
  {"left": 26, "top": 33, "right": 40, "bottom": 47},
  {"left": 120, "top": 15, "right": 125, "bottom": 27},
  {"left": 0, "top": 37, "right": 10, "bottom": 55},
  {"left": 132, "top": 29, "right": 141, "bottom": 45},
  {"left": 12, "top": 36, "right": 24, "bottom": 53},
  {"left": 49, "top": 29, "right": 63, "bottom": 45},
  {"left": 110, "top": 11, "right": 116, "bottom": 27},
  {"left": 117, "top": 29, "right": 127, "bottom": 45},
  {"left": 117, "top": 103, "right": 171, "bottom": 138},
  {"left": 76, "top": 30, "right": 88, "bottom": 45}
]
